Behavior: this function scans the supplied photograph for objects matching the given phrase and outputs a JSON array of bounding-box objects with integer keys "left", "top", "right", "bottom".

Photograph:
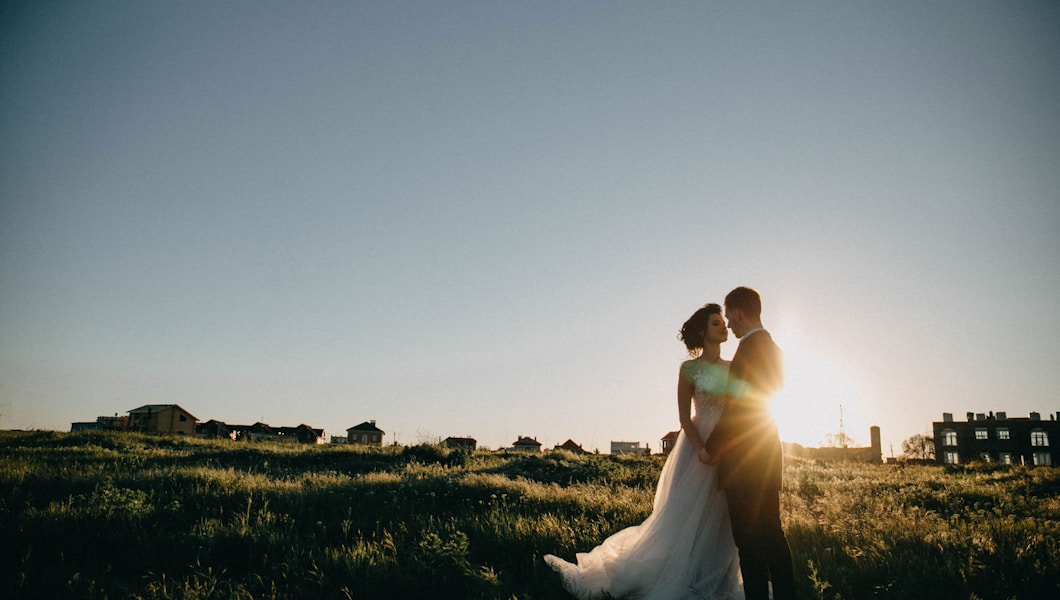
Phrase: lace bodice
[{"left": 684, "top": 360, "right": 729, "bottom": 425}]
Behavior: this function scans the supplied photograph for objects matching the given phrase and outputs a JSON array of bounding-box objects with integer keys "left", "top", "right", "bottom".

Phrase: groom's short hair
[{"left": 725, "top": 286, "right": 762, "bottom": 318}]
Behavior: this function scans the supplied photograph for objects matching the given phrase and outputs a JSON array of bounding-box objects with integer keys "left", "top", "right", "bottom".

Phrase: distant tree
[
  {"left": 902, "top": 434, "right": 935, "bottom": 460},
  {"left": 822, "top": 431, "right": 859, "bottom": 448}
]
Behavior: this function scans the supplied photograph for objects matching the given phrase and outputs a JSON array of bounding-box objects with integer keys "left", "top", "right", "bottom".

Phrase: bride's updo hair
[{"left": 679, "top": 303, "right": 722, "bottom": 356}]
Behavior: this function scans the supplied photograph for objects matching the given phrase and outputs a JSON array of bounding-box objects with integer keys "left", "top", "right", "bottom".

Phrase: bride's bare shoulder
[{"left": 679, "top": 358, "right": 699, "bottom": 377}]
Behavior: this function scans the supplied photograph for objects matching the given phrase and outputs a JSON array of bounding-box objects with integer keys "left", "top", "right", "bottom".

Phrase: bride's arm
[{"left": 677, "top": 363, "right": 708, "bottom": 458}]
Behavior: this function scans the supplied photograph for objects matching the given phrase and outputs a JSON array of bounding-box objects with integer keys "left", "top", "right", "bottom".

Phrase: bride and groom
[{"left": 544, "top": 287, "right": 797, "bottom": 600}]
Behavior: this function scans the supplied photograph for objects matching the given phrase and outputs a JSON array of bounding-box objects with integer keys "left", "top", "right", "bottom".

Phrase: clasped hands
[{"left": 697, "top": 446, "right": 718, "bottom": 465}]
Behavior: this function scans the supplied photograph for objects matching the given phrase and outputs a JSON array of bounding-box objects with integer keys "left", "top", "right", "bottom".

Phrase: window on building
[
  {"left": 978, "top": 452, "right": 991, "bottom": 462},
  {"left": 1033, "top": 452, "right": 1052, "bottom": 466},
  {"left": 943, "top": 451, "right": 959, "bottom": 464},
  {"left": 975, "top": 428, "right": 988, "bottom": 440},
  {"left": 362, "top": 434, "right": 369, "bottom": 443},
  {"left": 1031, "top": 429, "right": 1049, "bottom": 447},
  {"left": 942, "top": 429, "right": 957, "bottom": 446},
  {"left": 179, "top": 414, "right": 187, "bottom": 422},
  {"left": 997, "top": 428, "right": 1010, "bottom": 440},
  {"left": 999, "top": 452, "right": 1013, "bottom": 465}
]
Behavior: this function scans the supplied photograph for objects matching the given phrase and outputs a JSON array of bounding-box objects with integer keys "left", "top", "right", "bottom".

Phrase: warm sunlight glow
[{"left": 769, "top": 334, "right": 869, "bottom": 448}]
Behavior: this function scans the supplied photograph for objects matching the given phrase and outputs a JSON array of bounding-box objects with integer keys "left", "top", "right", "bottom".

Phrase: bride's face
[{"left": 705, "top": 313, "right": 728, "bottom": 345}]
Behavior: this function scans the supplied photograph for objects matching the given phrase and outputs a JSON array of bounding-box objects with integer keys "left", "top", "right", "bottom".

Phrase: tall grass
[{"left": 1, "top": 430, "right": 1057, "bottom": 599}]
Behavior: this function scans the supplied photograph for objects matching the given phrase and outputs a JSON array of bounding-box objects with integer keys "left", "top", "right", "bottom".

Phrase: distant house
[
  {"left": 236, "top": 422, "right": 280, "bottom": 442},
  {"left": 197, "top": 419, "right": 236, "bottom": 440},
  {"left": 128, "top": 405, "right": 198, "bottom": 435},
  {"left": 510, "top": 436, "right": 542, "bottom": 453},
  {"left": 277, "top": 424, "right": 325, "bottom": 444},
  {"left": 933, "top": 411, "right": 1060, "bottom": 466},
  {"left": 610, "top": 441, "right": 648, "bottom": 456},
  {"left": 199, "top": 421, "right": 324, "bottom": 444},
  {"left": 661, "top": 431, "right": 680, "bottom": 455},
  {"left": 783, "top": 426, "right": 883, "bottom": 464},
  {"left": 445, "top": 437, "right": 478, "bottom": 452},
  {"left": 71, "top": 414, "right": 129, "bottom": 432},
  {"left": 347, "top": 421, "right": 385, "bottom": 446},
  {"left": 554, "top": 439, "right": 588, "bottom": 454}
]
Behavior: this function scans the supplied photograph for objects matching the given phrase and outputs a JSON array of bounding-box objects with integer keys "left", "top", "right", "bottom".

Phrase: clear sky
[{"left": 2, "top": 1, "right": 1058, "bottom": 456}]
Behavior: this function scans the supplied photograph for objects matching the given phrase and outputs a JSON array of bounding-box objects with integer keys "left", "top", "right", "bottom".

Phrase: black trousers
[{"left": 725, "top": 487, "right": 796, "bottom": 600}]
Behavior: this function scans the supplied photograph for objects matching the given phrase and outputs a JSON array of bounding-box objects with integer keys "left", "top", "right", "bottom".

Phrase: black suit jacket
[{"left": 704, "top": 330, "right": 784, "bottom": 492}]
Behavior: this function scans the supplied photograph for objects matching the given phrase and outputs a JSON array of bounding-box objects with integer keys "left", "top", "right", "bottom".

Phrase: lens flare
[{"left": 769, "top": 335, "right": 868, "bottom": 448}]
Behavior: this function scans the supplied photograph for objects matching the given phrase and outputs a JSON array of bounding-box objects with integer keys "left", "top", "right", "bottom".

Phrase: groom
[{"left": 701, "top": 287, "right": 796, "bottom": 600}]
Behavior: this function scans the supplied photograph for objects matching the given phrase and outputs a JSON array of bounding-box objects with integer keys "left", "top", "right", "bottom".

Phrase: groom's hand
[{"left": 697, "top": 446, "right": 713, "bottom": 464}]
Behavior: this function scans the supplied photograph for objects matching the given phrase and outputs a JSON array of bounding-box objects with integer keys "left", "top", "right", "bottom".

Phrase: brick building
[{"left": 932, "top": 411, "right": 1058, "bottom": 466}]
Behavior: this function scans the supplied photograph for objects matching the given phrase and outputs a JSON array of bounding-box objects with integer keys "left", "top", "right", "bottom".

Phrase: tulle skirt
[{"left": 544, "top": 418, "right": 743, "bottom": 599}]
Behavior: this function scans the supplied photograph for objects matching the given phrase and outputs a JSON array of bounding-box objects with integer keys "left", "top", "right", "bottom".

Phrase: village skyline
[
  {"left": 65, "top": 402, "right": 1060, "bottom": 469},
  {"left": 64, "top": 401, "right": 923, "bottom": 459}
]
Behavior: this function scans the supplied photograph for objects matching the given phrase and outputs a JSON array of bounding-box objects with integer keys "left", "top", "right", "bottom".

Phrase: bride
[{"left": 544, "top": 303, "right": 744, "bottom": 599}]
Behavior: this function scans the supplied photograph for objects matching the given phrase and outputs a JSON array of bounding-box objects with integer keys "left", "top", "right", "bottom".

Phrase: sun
[{"left": 768, "top": 335, "right": 865, "bottom": 448}]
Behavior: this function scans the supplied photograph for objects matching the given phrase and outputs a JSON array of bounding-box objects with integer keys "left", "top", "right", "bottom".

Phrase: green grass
[{"left": 1, "top": 430, "right": 1057, "bottom": 599}]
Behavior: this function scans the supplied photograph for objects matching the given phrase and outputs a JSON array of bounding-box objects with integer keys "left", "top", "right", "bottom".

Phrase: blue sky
[{"left": 2, "top": 1, "right": 1058, "bottom": 455}]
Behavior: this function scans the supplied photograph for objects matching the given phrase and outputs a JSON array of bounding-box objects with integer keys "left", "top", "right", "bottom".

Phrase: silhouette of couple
[{"left": 545, "top": 287, "right": 796, "bottom": 600}]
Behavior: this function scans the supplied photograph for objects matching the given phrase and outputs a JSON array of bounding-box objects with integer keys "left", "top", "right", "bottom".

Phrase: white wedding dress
[{"left": 544, "top": 360, "right": 744, "bottom": 599}]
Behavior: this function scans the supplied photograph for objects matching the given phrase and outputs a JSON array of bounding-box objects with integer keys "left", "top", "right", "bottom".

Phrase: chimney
[
  {"left": 966, "top": 412, "right": 974, "bottom": 422},
  {"left": 976, "top": 413, "right": 986, "bottom": 421},
  {"left": 996, "top": 411, "right": 1007, "bottom": 421},
  {"left": 943, "top": 413, "right": 953, "bottom": 422},
  {"left": 870, "top": 426, "right": 882, "bottom": 464},
  {"left": 1030, "top": 412, "right": 1040, "bottom": 421}
]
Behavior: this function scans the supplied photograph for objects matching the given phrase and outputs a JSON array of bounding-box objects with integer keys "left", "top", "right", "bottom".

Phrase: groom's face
[{"left": 725, "top": 307, "right": 745, "bottom": 338}]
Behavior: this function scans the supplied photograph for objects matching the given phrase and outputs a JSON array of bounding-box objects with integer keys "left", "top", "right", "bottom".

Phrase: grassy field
[{"left": 1, "top": 431, "right": 1057, "bottom": 599}]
